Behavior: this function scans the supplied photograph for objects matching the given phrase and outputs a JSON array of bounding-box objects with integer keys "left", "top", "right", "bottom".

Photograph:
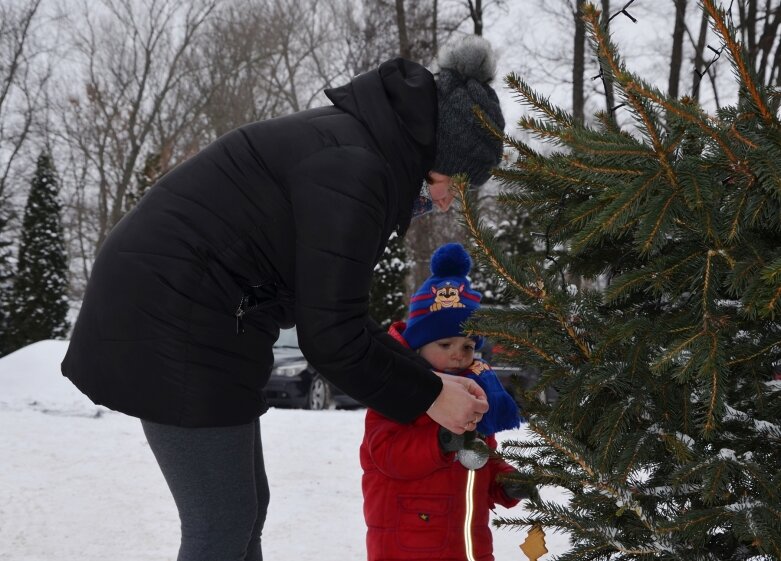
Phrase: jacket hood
[
  {"left": 388, "top": 320, "right": 410, "bottom": 348},
  {"left": 325, "top": 58, "right": 437, "bottom": 234}
]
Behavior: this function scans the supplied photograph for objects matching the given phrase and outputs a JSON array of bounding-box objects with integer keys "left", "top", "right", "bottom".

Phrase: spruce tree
[
  {"left": 7, "top": 152, "right": 70, "bottom": 350},
  {"left": 0, "top": 204, "right": 15, "bottom": 356},
  {"left": 468, "top": 199, "right": 535, "bottom": 306},
  {"left": 369, "top": 231, "right": 410, "bottom": 328},
  {"left": 456, "top": 2, "right": 781, "bottom": 559}
]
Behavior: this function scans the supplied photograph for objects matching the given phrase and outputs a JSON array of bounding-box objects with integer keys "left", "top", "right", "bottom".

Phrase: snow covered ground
[{"left": 0, "top": 340, "right": 569, "bottom": 560}]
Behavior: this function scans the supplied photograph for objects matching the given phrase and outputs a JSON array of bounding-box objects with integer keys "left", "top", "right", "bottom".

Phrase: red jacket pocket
[{"left": 396, "top": 494, "right": 452, "bottom": 552}]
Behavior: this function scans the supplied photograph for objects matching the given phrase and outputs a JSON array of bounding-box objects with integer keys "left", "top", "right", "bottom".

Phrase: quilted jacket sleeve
[
  {"left": 366, "top": 317, "right": 433, "bottom": 370},
  {"left": 363, "top": 409, "right": 452, "bottom": 479},
  {"left": 288, "top": 145, "right": 441, "bottom": 424}
]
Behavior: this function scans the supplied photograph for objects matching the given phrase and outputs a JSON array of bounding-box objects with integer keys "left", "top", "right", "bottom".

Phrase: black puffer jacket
[{"left": 61, "top": 59, "right": 443, "bottom": 427}]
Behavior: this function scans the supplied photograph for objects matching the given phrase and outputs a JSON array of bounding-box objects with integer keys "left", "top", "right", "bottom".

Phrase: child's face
[{"left": 418, "top": 336, "right": 476, "bottom": 373}]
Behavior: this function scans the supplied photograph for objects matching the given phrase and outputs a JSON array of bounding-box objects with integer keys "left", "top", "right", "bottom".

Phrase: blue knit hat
[{"left": 403, "top": 243, "right": 483, "bottom": 350}]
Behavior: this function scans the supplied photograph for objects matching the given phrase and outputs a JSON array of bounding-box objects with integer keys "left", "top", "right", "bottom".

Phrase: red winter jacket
[{"left": 360, "top": 323, "right": 520, "bottom": 561}]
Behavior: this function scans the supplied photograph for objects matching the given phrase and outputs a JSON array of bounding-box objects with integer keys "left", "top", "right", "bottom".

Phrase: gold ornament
[{"left": 519, "top": 524, "right": 548, "bottom": 561}]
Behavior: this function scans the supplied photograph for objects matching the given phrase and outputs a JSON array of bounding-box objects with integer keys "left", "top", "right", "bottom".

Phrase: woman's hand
[{"left": 426, "top": 372, "right": 489, "bottom": 434}]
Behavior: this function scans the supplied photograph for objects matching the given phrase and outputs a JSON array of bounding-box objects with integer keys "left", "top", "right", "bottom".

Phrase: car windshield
[{"left": 273, "top": 328, "right": 299, "bottom": 349}]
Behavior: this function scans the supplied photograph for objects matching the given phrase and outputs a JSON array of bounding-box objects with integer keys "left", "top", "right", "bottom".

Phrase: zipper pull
[{"left": 235, "top": 296, "right": 247, "bottom": 335}]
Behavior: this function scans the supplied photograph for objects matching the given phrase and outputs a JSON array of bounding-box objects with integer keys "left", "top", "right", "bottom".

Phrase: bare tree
[
  {"left": 396, "top": 0, "right": 413, "bottom": 58},
  {"left": 396, "top": 0, "right": 450, "bottom": 64},
  {"left": 738, "top": 0, "right": 759, "bottom": 53},
  {"left": 599, "top": 0, "right": 616, "bottom": 114},
  {"left": 255, "top": 0, "right": 350, "bottom": 113},
  {"left": 56, "top": 0, "right": 219, "bottom": 270},
  {"left": 328, "top": 0, "right": 400, "bottom": 74},
  {"left": 458, "top": 0, "right": 507, "bottom": 37},
  {"left": 686, "top": 2, "right": 780, "bottom": 108},
  {"left": 187, "top": 0, "right": 285, "bottom": 139},
  {"left": 371, "top": 0, "right": 494, "bottom": 66},
  {"left": 690, "top": 5, "right": 710, "bottom": 101},
  {"left": 738, "top": 1, "right": 781, "bottom": 84},
  {"left": 573, "top": 0, "right": 587, "bottom": 122},
  {"left": 433, "top": 0, "right": 439, "bottom": 54},
  {"left": 668, "top": 0, "right": 687, "bottom": 98},
  {"left": 466, "top": 0, "right": 484, "bottom": 35},
  {"left": 0, "top": 0, "right": 49, "bottom": 202},
  {"left": 514, "top": 0, "right": 619, "bottom": 123},
  {"left": 182, "top": 0, "right": 357, "bottom": 144}
]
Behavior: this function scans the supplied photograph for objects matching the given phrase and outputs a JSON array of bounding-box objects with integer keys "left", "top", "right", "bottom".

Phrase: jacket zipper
[
  {"left": 464, "top": 468, "right": 477, "bottom": 561},
  {"left": 235, "top": 281, "right": 273, "bottom": 334},
  {"left": 235, "top": 294, "right": 251, "bottom": 334}
]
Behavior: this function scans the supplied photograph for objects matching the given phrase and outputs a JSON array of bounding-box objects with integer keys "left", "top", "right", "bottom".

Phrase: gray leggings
[{"left": 141, "top": 418, "right": 269, "bottom": 561}]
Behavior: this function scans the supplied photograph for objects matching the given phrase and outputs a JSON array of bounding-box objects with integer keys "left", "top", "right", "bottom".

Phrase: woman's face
[{"left": 426, "top": 171, "right": 454, "bottom": 212}]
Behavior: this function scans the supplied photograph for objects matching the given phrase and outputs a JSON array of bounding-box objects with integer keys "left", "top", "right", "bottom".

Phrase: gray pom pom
[{"left": 437, "top": 35, "right": 497, "bottom": 83}]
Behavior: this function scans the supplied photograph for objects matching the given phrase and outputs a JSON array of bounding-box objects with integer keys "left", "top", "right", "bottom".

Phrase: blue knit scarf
[{"left": 461, "top": 359, "right": 522, "bottom": 435}]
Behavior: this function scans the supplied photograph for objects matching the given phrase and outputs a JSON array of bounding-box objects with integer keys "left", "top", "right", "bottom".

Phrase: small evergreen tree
[
  {"left": 369, "top": 231, "right": 410, "bottom": 328},
  {"left": 0, "top": 204, "right": 16, "bottom": 356},
  {"left": 7, "top": 152, "right": 70, "bottom": 350},
  {"left": 456, "top": 2, "right": 781, "bottom": 559}
]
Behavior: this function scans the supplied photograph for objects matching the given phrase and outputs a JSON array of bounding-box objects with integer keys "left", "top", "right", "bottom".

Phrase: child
[{"left": 360, "top": 243, "right": 534, "bottom": 561}]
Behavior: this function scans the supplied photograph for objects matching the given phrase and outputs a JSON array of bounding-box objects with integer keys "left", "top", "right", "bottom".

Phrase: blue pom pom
[{"left": 431, "top": 243, "right": 472, "bottom": 277}]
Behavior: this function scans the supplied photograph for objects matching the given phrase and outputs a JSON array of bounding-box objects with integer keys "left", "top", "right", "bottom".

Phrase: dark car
[
  {"left": 491, "top": 363, "right": 558, "bottom": 407},
  {"left": 478, "top": 342, "right": 558, "bottom": 408},
  {"left": 263, "top": 328, "right": 362, "bottom": 410}
]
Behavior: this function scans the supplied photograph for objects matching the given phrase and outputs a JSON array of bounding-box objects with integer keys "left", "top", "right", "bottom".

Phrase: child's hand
[
  {"left": 438, "top": 427, "right": 491, "bottom": 469},
  {"left": 499, "top": 472, "right": 540, "bottom": 502},
  {"left": 437, "top": 426, "right": 466, "bottom": 452}
]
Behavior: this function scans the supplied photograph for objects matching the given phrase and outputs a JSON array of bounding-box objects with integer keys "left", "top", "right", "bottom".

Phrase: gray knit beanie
[{"left": 433, "top": 36, "right": 505, "bottom": 186}]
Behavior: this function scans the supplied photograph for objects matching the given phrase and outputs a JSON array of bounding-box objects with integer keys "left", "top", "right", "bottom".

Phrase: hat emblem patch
[{"left": 429, "top": 282, "right": 466, "bottom": 311}]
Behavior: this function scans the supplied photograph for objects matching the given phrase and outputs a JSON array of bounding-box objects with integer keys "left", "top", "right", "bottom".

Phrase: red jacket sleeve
[{"left": 362, "top": 409, "right": 453, "bottom": 480}]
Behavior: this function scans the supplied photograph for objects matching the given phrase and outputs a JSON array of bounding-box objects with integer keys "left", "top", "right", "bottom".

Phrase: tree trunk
[
  {"left": 692, "top": 7, "right": 709, "bottom": 101},
  {"left": 395, "top": 0, "right": 411, "bottom": 58},
  {"left": 707, "top": 65, "right": 722, "bottom": 110},
  {"left": 756, "top": 4, "right": 781, "bottom": 82},
  {"left": 432, "top": 0, "right": 438, "bottom": 55},
  {"left": 600, "top": 0, "right": 616, "bottom": 113},
  {"left": 467, "top": 0, "right": 483, "bottom": 36},
  {"left": 573, "top": 0, "right": 586, "bottom": 123},
  {"left": 748, "top": 0, "right": 757, "bottom": 55},
  {"left": 668, "top": 0, "right": 687, "bottom": 99}
]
